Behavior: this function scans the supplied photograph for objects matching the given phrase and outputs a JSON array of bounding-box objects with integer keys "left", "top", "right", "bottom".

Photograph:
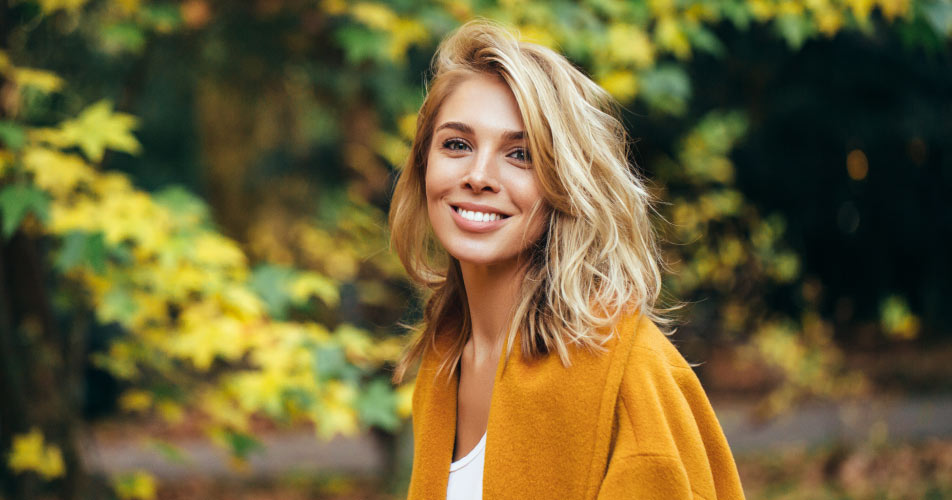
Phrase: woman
[{"left": 389, "top": 20, "right": 745, "bottom": 500}]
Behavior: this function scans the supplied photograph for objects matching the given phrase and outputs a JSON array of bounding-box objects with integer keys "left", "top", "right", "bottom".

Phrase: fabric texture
[{"left": 406, "top": 313, "right": 746, "bottom": 500}]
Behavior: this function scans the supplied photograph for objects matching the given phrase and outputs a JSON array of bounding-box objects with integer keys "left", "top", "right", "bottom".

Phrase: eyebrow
[{"left": 434, "top": 121, "right": 526, "bottom": 142}]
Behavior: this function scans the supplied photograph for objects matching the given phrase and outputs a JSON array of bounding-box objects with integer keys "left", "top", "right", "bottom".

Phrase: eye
[
  {"left": 441, "top": 138, "right": 471, "bottom": 152},
  {"left": 508, "top": 147, "right": 531, "bottom": 163}
]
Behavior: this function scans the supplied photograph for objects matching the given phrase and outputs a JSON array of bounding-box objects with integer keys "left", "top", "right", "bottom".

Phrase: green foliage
[{"left": 0, "top": 184, "right": 49, "bottom": 238}]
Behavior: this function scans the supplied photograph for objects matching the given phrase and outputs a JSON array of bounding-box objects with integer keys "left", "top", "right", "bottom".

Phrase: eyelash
[{"left": 440, "top": 138, "right": 531, "bottom": 164}]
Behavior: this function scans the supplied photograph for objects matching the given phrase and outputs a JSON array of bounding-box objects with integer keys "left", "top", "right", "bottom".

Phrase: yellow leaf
[
  {"left": 290, "top": 272, "right": 339, "bottom": 306},
  {"left": 22, "top": 147, "right": 96, "bottom": 197},
  {"left": 13, "top": 68, "right": 65, "bottom": 93},
  {"left": 201, "top": 390, "right": 250, "bottom": 431},
  {"left": 0, "top": 50, "right": 11, "bottom": 73},
  {"left": 315, "top": 381, "right": 359, "bottom": 438},
  {"left": 335, "top": 324, "right": 375, "bottom": 362},
  {"left": 322, "top": 0, "right": 347, "bottom": 15},
  {"left": 0, "top": 150, "right": 17, "bottom": 177},
  {"left": 848, "top": 0, "right": 876, "bottom": 22},
  {"left": 597, "top": 71, "right": 640, "bottom": 102},
  {"left": 876, "top": 0, "right": 910, "bottom": 20},
  {"left": 194, "top": 233, "right": 246, "bottom": 269},
  {"left": 119, "top": 389, "right": 153, "bottom": 412},
  {"left": 157, "top": 400, "right": 185, "bottom": 425},
  {"left": 36, "top": 0, "right": 90, "bottom": 14},
  {"left": 397, "top": 113, "right": 417, "bottom": 141},
  {"left": 778, "top": 0, "right": 806, "bottom": 16},
  {"left": 43, "top": 100, "right": 141, "bottom": 162},
  {"left": 607, "top": 24, "right": 655, "bottom": 68},
  {"left": 113, "top": 0, "right": 141, "bottom": 15},
  {"left": 518, "top": 25, "right": 558, "bottom": 49},
  {"left": 113, "top": 470, "right": 157, "bottom": 500},
  {"left": 654, "top": 17, "right": 692, "bottom": 60},
  {"left": 6, "top": 428, "right": 65, "bottom": 480},
  {"left": 648, "top": 0, "right": 675, "bottom": 16},
  {"left": 749, "top": 0, "right": 775, "bottom": 20},
  {"left": 814, "top": 8, "right": 844, "bottom": 36},
  {"left": 350, "top": 2, "right": 397, "bottom": 30},
  {"left": 388, "top": 18, "right": 429, "bottom": 61},
  {"left": 396, "top": 382, "right": 414, "bottom": 418},
  {"left": 220, "top": 287, "right": 265, "bottom": 321}
]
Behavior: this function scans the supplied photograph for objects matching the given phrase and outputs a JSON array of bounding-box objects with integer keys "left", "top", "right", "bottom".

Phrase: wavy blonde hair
[{"left": 390, "top": 20, "right": 672, "bottom": 384}]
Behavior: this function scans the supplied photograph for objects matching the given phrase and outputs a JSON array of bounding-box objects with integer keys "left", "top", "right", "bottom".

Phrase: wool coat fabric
[{"left": 406, "top": 312, "right": 746, "bottom": 499}]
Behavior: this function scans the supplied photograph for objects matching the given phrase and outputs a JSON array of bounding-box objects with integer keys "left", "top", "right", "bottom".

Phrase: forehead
[{"left": 433, "top": 73, "right": 525, "bottom": 134}]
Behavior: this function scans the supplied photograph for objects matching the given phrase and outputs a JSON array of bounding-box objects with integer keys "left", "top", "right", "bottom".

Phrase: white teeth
[{"left": 457, "top": 208, "right": 501, "bottom": 222}]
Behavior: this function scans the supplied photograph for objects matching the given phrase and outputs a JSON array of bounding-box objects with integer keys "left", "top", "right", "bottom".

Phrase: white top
[{"left": 446, "top": 431, "right": 487, "bottom": 500}]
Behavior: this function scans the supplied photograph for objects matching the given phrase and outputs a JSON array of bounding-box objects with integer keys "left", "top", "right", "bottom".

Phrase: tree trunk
[{"left": 0, "top": 231, "right": 88, "bottom": 500}]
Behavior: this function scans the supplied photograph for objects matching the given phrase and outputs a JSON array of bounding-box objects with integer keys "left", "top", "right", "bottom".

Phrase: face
[{"left": 424, "top": 73, "right": 547, "bottom": 268}]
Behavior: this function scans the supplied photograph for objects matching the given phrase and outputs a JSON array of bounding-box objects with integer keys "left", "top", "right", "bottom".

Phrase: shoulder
[
  {"left": 607, "top": 314, "right": 746, "bottom": 499},
  {"left": 615, "top": 313, "right": 693, "bottom": 372}
]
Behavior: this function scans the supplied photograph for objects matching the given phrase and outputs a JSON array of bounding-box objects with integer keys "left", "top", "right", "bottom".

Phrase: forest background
[{"left": 1, "top": 0, "right": 950, "bottom": 499}]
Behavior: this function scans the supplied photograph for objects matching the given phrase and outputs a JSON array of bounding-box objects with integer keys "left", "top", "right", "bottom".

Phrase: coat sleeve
[{"left": 596, "top": 329, "right": 746, "bottom": 500}]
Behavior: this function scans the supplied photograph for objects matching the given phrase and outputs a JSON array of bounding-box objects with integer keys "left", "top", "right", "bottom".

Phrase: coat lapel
[{"left": 407, "top": 332, "right": 460, "bottom": 499}]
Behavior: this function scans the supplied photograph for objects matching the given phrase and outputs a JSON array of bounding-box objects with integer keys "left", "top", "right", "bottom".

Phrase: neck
[{"left": 459, "top": 256, "right": 528, "bottom": 364}]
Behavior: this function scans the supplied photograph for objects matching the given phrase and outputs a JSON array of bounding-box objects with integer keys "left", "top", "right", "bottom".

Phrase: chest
[{"left": 454, "top": 354, "right": 498, "bottom": 461}]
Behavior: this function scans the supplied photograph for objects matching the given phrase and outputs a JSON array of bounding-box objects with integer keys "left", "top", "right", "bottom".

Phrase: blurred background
[{"left": 1, "top": 0, "right": 950, "bottom": 499}]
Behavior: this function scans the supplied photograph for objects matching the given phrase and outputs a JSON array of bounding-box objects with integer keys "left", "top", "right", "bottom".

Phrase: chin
[{"left": 446, "top": 246, "right": 520, "bottom": 268}]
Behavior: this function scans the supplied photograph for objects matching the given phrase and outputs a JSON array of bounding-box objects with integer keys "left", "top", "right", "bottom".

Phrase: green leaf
[
  {"left": 55, "top": 231, "right": 107, "bottom": 274},
  {"left": 774, "top": 14, "right": 816, "bottom": 50},
  {"left": 639, "top": 64, "right": 692, "bottom": 116},
  {"left": 335, "top": 25, "right": 389, "bottom": 64},
  {"left": 141, "top": 4, "right": 183, "bottom": 32},
  {"left": 0, "top": 121, "right": 27, "bottom": 151},
  {"left": 921, "top": 0, "right": 952, "bottom": 36},
  {"left": 222, "top": 430, "right": 263, "bottom": 460},
  {"left": 249, "top": 264, "right": 296, "bottom": 320},
  {"left": 100, "top": 287, "right": 138, "bottom": 325},
  {"left": 154, "top": 186, "right": 211, "bottom": 226},
  {"left": 355, "top": 377, "right": 400, "bottom": 431},
  {"left": 0, "top": 184, "right": 49, "bottom": 238},
  {"left": 101, "top": 22, "right": 147, "bottom": 54},
  {"left": 311, "top": 344, "right": 360, "bottom": 382},
  {"left": 684, "top": 24, "right": 726, "bottom": 58}
]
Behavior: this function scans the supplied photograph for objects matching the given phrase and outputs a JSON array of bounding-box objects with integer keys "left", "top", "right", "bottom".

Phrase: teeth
[{"left": 457, "top": 208, "right": 501, "bottom": 222}]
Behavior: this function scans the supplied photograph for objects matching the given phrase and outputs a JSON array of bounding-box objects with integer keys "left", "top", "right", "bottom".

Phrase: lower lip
[{"left": 449, "top": 205, "right": 508, "bottom": 233}]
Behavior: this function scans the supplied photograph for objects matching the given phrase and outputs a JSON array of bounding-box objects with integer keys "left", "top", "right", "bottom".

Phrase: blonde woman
[{"left": 389, "top": 20, "right": 745, "bottom": 500}]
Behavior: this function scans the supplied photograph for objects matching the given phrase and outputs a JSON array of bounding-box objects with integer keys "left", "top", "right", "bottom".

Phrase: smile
[{"left": 453, "top": 206, "right": 507, "bottom": 222}]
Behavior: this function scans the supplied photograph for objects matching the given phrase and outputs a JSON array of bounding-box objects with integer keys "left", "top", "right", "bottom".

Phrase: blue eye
[
  {"left": 508, "top": 148, "right": 530, "bottom": 162},
  {"left": 442, "top": 139, "right": 471, "bottom": 151}
]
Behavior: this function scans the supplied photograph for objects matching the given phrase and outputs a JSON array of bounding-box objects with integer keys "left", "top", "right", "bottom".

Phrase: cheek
[
  {"left": 514, "top": 176, "right": 548, "bottom": 237},
  {"left": 424, "top": 152, "right": 449, "bottom": 202}
]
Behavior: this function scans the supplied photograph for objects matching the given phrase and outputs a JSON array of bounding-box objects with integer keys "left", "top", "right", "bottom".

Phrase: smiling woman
[
  {"left": 389, "top": 20, "right": 745, "bottom": 500},
  {"left": 425, "top": 73, "right": 546, "bottom": 267}
]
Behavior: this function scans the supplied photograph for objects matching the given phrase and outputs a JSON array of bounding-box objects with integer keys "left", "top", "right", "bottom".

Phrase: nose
[{"left": 461, "top": 151, "right": 501, "bottom": 193}]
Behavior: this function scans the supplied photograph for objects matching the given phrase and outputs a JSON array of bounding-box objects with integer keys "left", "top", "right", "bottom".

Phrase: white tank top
[{"left": 446, "top": 431, "right": 487, "bottom": 500}]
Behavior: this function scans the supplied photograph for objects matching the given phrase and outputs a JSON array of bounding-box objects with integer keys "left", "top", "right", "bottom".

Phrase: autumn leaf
[
  {"left": 112, "top": 470, "right": 157, "bottom": 500},
  {"left": 33, "top": 100, "right": 141, "bottom": 162},
  {"left": 6, "top": 428, "right": 65, "bottom": 480}
]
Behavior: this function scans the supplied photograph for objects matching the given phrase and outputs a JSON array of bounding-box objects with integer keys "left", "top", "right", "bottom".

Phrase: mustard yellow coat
[{"left": 406, "top": 313, "right": 746, "bottom": 499}]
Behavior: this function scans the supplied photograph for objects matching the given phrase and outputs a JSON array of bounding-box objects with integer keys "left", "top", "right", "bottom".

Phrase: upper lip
[{"left": 450, "top": 201, "right": 512, "bottom": 217}]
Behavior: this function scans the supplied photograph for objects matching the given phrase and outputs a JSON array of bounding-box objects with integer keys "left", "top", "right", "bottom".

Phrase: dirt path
[{"left": 81, "top": 394, "right": 952, "bottom": 479}]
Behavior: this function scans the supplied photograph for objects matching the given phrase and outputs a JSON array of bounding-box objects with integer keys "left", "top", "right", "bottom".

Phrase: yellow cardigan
[{"left": 406, "top": 313, "right": 746, "bottom": 499}]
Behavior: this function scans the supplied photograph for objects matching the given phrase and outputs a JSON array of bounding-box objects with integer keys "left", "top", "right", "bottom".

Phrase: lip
[{"left": 448, "top": 201, "right": 510, "bottom": 233}]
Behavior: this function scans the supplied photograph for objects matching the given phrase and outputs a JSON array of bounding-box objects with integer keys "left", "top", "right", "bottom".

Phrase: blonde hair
[{"left": 389, "top": 20, "right": 672, "bottom": 384}]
